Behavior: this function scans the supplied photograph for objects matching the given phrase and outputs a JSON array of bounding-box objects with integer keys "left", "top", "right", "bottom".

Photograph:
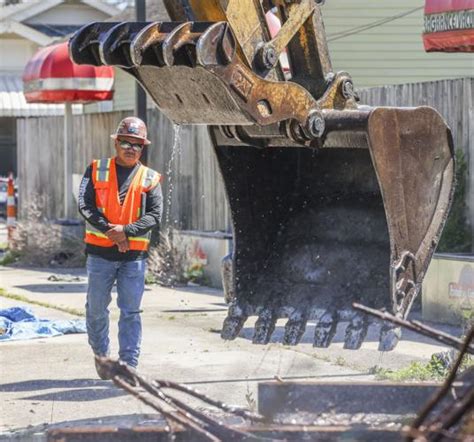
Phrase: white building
[{"left": 0, "top": 0, "right": 119, "bottom": 176}]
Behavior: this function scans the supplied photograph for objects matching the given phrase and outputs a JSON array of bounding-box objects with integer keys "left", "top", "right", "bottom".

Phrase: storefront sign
[{"left": 423, "top": 0, "right": 474, "bottom": 52}]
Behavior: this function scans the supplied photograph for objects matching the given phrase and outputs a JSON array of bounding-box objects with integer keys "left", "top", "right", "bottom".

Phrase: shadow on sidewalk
[
  {"left": 0, "top": 379, "right": 126, "bottom": 401},
  {"left": 15, "top": 284, "right": 88, "bottom": 293},
  {"left": 14, "top": 283, "right": 153, "bottom": 293}
]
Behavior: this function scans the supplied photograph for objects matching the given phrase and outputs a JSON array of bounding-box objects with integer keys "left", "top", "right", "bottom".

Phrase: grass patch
[
  {"left": 0, "top": 250, "right": 20, "bottom": 266},
  {"left": 145, "top": 272, "right": 157, "bottom": 285},
  {"left": 371, "top": 353, "right": 474, "bottom": 382},
  {"left": 0, "top": 288, "right": 84, "bottom": 317}
]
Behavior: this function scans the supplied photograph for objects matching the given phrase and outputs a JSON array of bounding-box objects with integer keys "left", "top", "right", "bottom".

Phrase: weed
[
  {"left": 372, "top": 353, "right": 474, "bottom": 382},
  {"left": 207, "top": 328, "right": 221, "bottom": 334},
  {"left": 0, "top": 250, "right": 20, "bottom": 266},
  {"left": 0, "top": 288, "right": 84, "bottom": 317},
  {"left": 8, "top": 196, "right": 85, "bottom": 267},
  {"left": 144, "top": 272, "right": 157, "bottom": 285},
  {"left": 335, "top": 356, "right": 346, "bottom": 366},
  {"left": 317, "top": 354, "right": 331, "bottom": 363},
  {"left": 168, "top": 316, "right": 176, "bottom": 320},
  {"left": 147, "top": 230, "right": 188, "bottom": 287},
  {"left": 245, "top": 384, "right": 256, "bottom": 413}
]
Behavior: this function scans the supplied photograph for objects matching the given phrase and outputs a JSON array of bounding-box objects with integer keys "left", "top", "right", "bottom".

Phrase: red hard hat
[{"left": 111, "top": 117, "right": 151, "bottom": 145}]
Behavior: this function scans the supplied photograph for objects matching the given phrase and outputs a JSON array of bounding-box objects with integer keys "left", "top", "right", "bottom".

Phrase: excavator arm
[{"left": 70, "top": 0, "right": 454, "bottom": 351}]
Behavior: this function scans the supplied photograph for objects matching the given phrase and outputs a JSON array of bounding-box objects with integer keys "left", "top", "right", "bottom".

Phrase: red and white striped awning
[
  {"left": 23, "top": 42, "right": 114, "bottom": 103},
  {"left": 423, "top": 0, "right": 474, "bottom": 52}
]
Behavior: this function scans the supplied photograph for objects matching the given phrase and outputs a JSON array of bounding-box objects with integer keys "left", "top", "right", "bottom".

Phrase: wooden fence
[
  {"left": 17, "top": 109, "right": 230, "bottom": 231},
  {"left": 17, "top": 77, "right": 473, "bottom": 234}
]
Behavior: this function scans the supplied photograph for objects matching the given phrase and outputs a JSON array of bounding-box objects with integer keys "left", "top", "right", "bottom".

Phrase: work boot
[
  {"left": 118, "top": 360, "right": 139, "bottom": 386},
  {"left": 94, "top": 355, "right": 112, "bottom": 380}
]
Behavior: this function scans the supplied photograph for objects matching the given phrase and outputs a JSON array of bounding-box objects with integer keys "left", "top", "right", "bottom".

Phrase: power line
[{"left": 327, "top": 6, "right": 424, "bottom": 42}]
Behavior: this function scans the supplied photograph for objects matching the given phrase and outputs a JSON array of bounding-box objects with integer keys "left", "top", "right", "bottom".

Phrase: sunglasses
[{"left": 119, "top": 140, "right": 144, "bottom": 152}]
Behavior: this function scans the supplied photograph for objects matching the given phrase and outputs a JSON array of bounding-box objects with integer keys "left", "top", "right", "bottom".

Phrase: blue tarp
[{"left": 0, "top": 306, "right": 86, "bottom": 341}]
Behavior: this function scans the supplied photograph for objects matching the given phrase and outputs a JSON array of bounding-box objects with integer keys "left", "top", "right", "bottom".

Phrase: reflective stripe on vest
[
  {"left": 142, "top": 167, "right": 160, "bottom": 189},
  {"left": 86, "top": 223, "right": 150, "bottom": 244},
  {"left": 96, "top": 158, "right": 111, "bottom": 182}
]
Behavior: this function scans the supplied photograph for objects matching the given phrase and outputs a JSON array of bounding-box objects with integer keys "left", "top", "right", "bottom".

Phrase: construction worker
[{"left": 78, "top": 117, "right": 162, "bottom": 380}]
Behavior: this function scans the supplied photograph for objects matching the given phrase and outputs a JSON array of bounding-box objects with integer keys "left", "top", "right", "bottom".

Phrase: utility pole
[{"left": 135, "top": 0, "right": 148, "bottom": 164}]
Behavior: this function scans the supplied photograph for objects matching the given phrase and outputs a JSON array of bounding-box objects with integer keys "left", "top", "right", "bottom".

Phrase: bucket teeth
[
  {"left": 313, "top": 310, "right": 339, "bottom": 348},
  {"left": 71, "top": 21, "right": 233, "bottom": 70},
  {"left": 283, "top": 311, "right": 308, "bottom": 346},
  {"left": 379, "top": 324, "right": 402, "bottom": 352},
  {"left": 252, "top": 309, "right": 277, "bottom": 344},
  {"left": 130, "top": 22, "right": 182, "bottom": 67},
  {"left": 221, "top": 302, "right": 248, "bottom": 341},
  {"left": 99, "top": 22, "right": 150, "bottom": 67},
  {"left": 196, "top": 22, "right": 235, "bottom": 66},
  {"left": 343, "top": 314, "right": 369, "bottom": 350},
  {"left": 161, "top": 22, "right": 195, "bottom": 67},
  {"left": 69, "top": 22, "right": 119, "bottom": 66}
]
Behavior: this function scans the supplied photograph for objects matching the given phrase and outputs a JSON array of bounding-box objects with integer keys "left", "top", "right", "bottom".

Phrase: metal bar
[
  {"left": 99, "top": 359, "right": 267, "bottom": 441},
  {"left": 278, "top": 3, "right": 333, "bottom": 97},
  {"left": 352, "top": 303, "right": 474, "bottom": 355},
  {"left": 139, "top": 377, "right": 258, "bottom": 440},
  {"left": 63, "top": 102, "right": 73, "bottom": 219},
  {"left": 431, "top": 389, "right": 474, "bottom": 440},
  {"left": 323, "top": 109, "right": 371, "bottom": 133},
  {"left": 268, "top": 0, "right": 315, "bottom": 56},
  {"left": 113, "top": 376, "right": 221, "bottom": 441},
  {"left": 135, "top": 0, "right": 148, "bottom": 165},
  {"left": 47, "top": 425, "right": 402, "bottom": 441},
  {"left": 407, "top": 328, "right": 474, "bottom": 438},
  {"left": 153, "top": 379, "right": 266, "bottom": 422}
]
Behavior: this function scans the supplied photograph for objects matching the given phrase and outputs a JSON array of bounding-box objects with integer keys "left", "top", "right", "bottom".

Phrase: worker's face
[{"left": 115, "top": 136, "right": 144, "bottom": 167}]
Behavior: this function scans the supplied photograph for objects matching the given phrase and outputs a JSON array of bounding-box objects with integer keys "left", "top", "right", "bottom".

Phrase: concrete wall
[
  {"left": 173, "top": 230, "right": 232, "bottom": 289},
  {"left": 422, "top": 254, "right": 474, "bottom": 326}
]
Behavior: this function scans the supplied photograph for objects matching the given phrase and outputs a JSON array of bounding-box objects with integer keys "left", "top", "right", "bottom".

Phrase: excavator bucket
[{"left": 69, "top": 0, "right": 454, "bottom": 350}]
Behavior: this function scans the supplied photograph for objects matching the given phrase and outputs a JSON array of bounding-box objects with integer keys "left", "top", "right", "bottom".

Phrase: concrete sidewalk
[{"left": 0, "top": 264, "right": 458, "bottom": 436}]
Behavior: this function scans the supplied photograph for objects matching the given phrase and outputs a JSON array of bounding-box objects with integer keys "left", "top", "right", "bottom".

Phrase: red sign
[{"left": 423, "top": 0, "right": 474, "bottom": 52}]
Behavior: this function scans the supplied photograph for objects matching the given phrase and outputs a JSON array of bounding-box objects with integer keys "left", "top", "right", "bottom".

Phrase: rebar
[{"left": 97, "top": 357, "right": 271, "bottom": 442}]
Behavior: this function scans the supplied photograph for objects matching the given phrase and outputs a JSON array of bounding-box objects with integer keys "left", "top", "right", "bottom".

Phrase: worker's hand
[
  {"left": 117, "top": 239, "right": 130, "bottom": 253},
  {"left": 106, "top": 224, "right": 127, "bottom": 243}
]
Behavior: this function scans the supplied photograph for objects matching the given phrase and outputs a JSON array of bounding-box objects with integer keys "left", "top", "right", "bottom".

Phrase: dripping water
[{"left": 164, "top": 124, "right": 182, "bottom": 232}]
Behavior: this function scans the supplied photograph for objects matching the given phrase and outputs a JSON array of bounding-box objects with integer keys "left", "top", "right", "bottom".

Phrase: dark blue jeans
[{"left": 86, "top": 254, "right": 146, "bottom": 368}]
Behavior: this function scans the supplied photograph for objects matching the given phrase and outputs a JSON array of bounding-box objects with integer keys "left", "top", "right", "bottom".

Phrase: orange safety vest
[{"left": 84, "top": 157, "right": 161, "bottom": 251}]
